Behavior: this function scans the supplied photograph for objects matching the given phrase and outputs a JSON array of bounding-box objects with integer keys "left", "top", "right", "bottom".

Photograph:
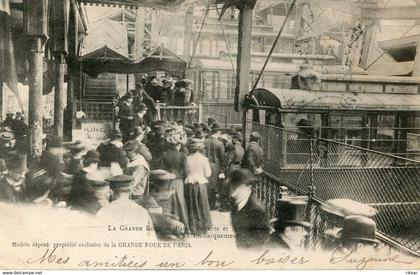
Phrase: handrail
[{"left": 247, "top": 120, "right": 420, "bottom": 165}]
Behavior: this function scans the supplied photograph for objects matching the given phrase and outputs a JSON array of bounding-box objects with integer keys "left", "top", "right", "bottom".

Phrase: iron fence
[
  {"left": 247, "top": 120, "right": 420, "bottom": 256},
  {"left": 157, "top": 105, "right": 201, "bottom": 125}
]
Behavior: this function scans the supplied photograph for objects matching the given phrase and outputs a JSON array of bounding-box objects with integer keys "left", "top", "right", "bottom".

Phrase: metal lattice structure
[
  {"left": 247, "top": 120, "right": 420, "bottom": 256},
  {"left": 158, "top": 105, "right": 201, "bottom": 124}
]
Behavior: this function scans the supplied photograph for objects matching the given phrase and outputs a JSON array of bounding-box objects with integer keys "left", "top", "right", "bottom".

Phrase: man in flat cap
[
  {"left": 241, "top": 131, "right": 263, "bottom": 176},
  {"left": 97, "top": 174, "right": 157, "bottom": 241}
]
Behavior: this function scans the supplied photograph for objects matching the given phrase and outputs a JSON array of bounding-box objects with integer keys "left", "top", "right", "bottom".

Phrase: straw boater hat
[
  {"left": 320, "top": 199, "right": 378, "bottom": 218},
  {"left": 0, "top": 131, "right": 15, "bottom": 142}
]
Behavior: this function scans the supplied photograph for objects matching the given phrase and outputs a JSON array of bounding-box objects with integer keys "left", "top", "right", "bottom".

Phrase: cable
[
  {"left": 250, "top": 0, "right": 298, "bottom": 93},
  {"left": 188, "top": 5, "right": 209, "bottom": 65},
  {"left": 216, "top": 5, "right": 236, "bottom": 76}
]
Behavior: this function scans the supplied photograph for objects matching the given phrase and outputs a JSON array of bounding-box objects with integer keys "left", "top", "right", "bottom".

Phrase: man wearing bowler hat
[
  {"left": 265, "top": 199, "right": 311, "bottom": 251},
  {"left": 97, "top": 174, "right": 157, "bottom": 241},
  {"left": 333, "top": 215, "right": 380, "bottom": 251},
  {"left": 230, "top": 169, "right": 270, "bottom": 250}
]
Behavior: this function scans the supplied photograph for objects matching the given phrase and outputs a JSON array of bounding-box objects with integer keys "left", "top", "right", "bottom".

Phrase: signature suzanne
[{"left": 330, "top": 246, "right": 413, "bottom": 270}]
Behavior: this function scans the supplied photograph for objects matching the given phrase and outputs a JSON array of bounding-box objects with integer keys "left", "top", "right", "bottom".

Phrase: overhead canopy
[
  {"left": 252, "top": 88, "right": 420, "bottom": 112},
  {"left": 378, "top": 34, "right": 418, "bottom": 62},
  {"left": 81, "top": 45, "right": 186, "bottom": 77},
  {"left": 367, "top": 61, "right": 414, "bottom": 76}
]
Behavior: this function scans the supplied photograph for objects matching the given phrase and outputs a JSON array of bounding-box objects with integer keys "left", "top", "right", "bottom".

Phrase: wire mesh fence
[{"left": 247, "top": 120, "right": 420, "bottom": 256}]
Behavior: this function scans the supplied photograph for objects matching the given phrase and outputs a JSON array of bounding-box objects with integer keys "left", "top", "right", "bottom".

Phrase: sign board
[{"left": 80, "top": 120, "right": 113, "bottom": 149}]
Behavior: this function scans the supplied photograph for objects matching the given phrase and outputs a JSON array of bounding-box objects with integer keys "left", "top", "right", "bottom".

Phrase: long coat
[
  {"left": 231, "top": 195, "right": 270, "bottom": 250},
  {"left": 241, "top": 142, "right": 263, "bottom": 174},
  {"left": 118, "top": 102, "right": 135, "bottom": 138},
  {"left": 204, "top": 136, "right": 225, "bottom": 190}
]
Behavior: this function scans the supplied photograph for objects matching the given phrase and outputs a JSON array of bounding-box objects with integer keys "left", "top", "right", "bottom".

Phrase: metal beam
[
  {"left": 235, "top": 5, "right": 254, "bottom": 111},
  {"left": 362, "top": 5, "right": 420, "bottom": 20}
]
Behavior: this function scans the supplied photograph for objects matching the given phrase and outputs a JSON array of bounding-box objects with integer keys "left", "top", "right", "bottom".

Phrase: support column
[
  {"left": 0, "top": 82, "right": 3, "bottom": 121},
  {"left": 235, "top": 6, "right": 253, "bottom": 111},
  {"left": 412, "top": 37, "right": 420, "bottom": 76},
  {"left": 54, "top": 53, "right": 66, "bottom": 136},
  {"left": 64, "top": 70, "right": 74, "bottom": 141},
  {"left": 28, "top": 38, "right": 45, "bottom": 158},
  {"left": 183, "top": 7, "right": 194, "bottom": 61},
  {"left": 360, "top": 20, "right": 378, "bottom": 70},
  {"left": 134, "top": 8, "right": 145, "bottom": 60},
  {"left": 151, "top": 9, "right": 159, "bottom": 45}
]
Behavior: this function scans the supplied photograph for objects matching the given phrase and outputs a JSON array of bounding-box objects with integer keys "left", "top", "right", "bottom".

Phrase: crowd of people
[
  {"left": 0, "top": 106, "right": 384, "bottom": 253},
  {"left": 0, "top": 105, "right": 264, "bottom": 241},
  {"left": 114, "top": 75, "right": 195, "bottom": 143}
]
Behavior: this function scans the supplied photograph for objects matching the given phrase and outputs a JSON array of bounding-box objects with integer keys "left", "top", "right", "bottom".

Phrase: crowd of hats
[
  {"left": 136, "top": 74, "right": 194, "bottom": 106},
  {"left": 270, "top": 189, "right": 381, "bottom": 246}
]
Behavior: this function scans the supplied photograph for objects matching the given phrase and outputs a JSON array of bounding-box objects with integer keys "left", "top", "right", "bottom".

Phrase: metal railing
[
  {"left": 157, "top": 104, "right": 202, "bottom": 125},
  {"left": 246, "top": 120, "right": 420, "bottom": 256}
]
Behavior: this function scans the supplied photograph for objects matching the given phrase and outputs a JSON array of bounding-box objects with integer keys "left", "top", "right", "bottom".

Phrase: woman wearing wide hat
[
  {"left": 155, "top": 127, "right": 191, "bottom": 234},
  {"left": 265, "top": 198, "right": 311, "bottom": 251},
  {"left": 185, "top": 138, "right": 212, "bottom": 234}
]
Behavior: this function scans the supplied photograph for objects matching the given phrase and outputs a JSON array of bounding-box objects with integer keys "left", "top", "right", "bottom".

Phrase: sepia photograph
[{"left": 0, "top": 0, "right": 419, "bottom": 271}]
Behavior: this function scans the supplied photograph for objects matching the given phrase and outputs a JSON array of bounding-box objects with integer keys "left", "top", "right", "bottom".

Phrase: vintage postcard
[{"left": 0, "top": 0, "right": 419, "bottom": 271}]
